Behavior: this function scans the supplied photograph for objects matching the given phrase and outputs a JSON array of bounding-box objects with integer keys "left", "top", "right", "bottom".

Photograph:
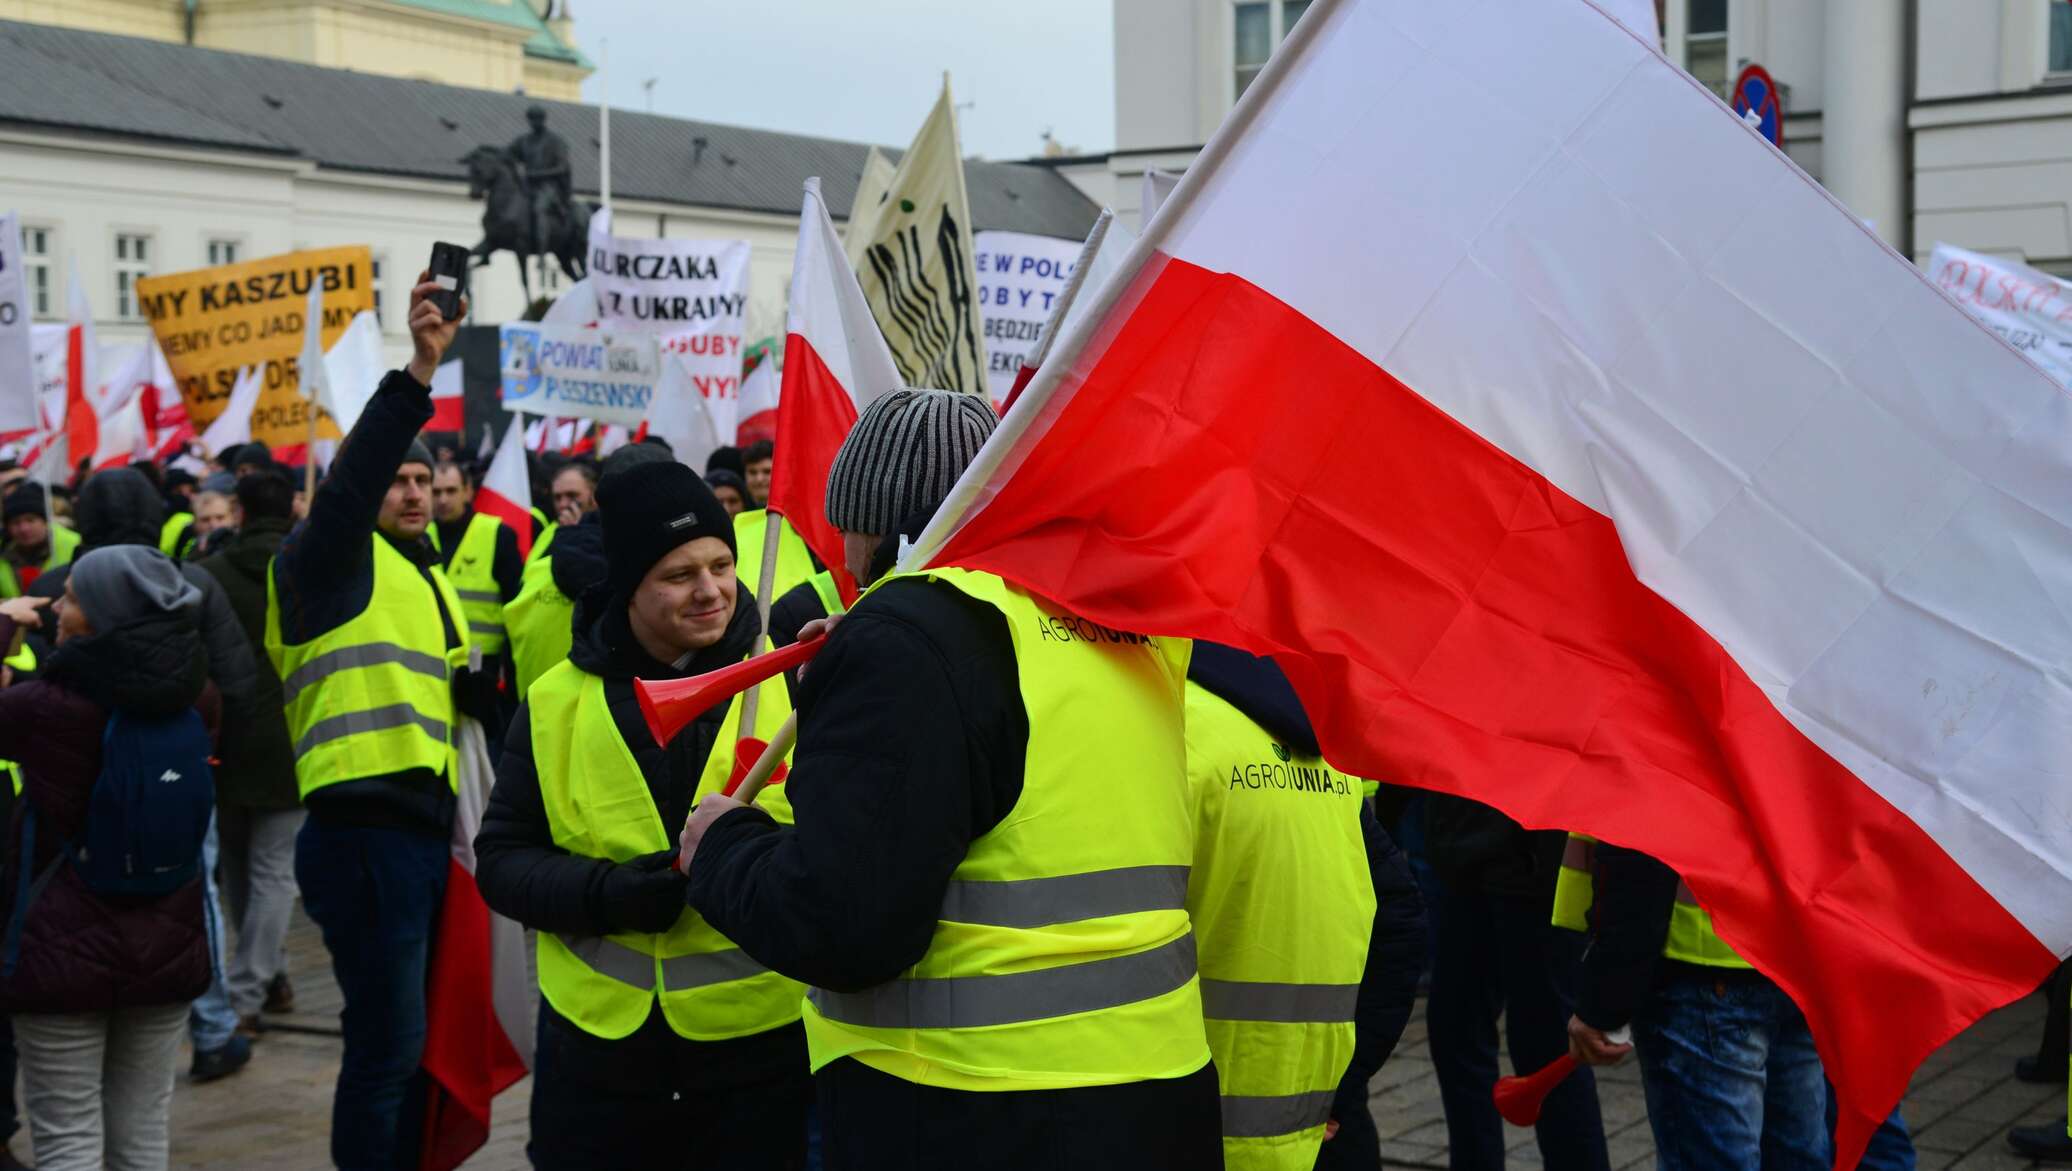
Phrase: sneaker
[
  {"left": 2009, "top": 1122, "right": 2072, "bottom": 1164},
  {"left": 190, "top": 1033, "right": 252, "bottom": 1083},
  {"left": 263, "top": 971, "right": 294, "bottom": 1015}
]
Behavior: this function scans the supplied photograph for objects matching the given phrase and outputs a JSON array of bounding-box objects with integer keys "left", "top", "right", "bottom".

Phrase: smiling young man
[
  {"left": 264, "top": 275, "right": 493, "bottom": 1169},
  {"left": 474, "top": 459, "right": 806, "bottom": 1168}
]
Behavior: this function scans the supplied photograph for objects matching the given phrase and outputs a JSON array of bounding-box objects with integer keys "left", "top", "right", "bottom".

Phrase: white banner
[
  {"left": 1926, "top": 243, "right": 2072, "bottom": 386},
  {"left": 587, "top": 212, "right": 752, "bottom": 440},
  {"left": 975, "top": 230, "right": 1086, "bottom": 407},
  {"left": 0, "top": 213, "right": 34, "bottom": 430},
  {"left": 498, "top": 322, "right": 661, "bottom": 428}
]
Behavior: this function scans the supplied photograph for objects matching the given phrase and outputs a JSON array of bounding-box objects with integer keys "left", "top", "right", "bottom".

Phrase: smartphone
[{"left": 426, "top": 241, "right": 470, "bottom": 321}]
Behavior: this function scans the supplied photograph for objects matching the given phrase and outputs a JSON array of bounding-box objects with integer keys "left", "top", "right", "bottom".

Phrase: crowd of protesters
[{"left": 0, "top": 278, "right": 2055, "bottom": 1171}]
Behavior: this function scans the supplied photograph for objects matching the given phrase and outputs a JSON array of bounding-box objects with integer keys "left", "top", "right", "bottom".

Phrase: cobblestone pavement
[{"left": 73, "top": 908, "right": 2057, "bottom": 1169}]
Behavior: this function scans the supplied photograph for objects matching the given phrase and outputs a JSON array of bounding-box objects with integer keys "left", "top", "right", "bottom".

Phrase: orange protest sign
[{"left": 136, "top": 246, "right": 374, "bottom": 451}]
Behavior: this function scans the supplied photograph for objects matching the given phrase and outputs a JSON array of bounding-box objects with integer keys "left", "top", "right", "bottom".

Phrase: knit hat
[
  {"left": 199, "top": 472, "right": 237, "bottom": 496},
  {"left": 705, "top": 445, "right": 745, "bottom": 479},
  {"left": 69, "top": 546, "right": 201, "bottom": 631},
  {"left": 3, "top": 482, "right": 45, "bottom": 523},
  {"left": 704, "top": 468, "right": 748, "bottom": 499},
  {"left": 598, "top": 461, "right": 736, "bottom": 602},
  {"left": 401, "top": 439, "right": 435, "bottom": 473},
  {"left": 825, "top": 389, "right": 997, "bottom": 536},
  {"left": 600, "top": 441, "right": 673, "bottom": 480},
  {"left": 233, "top": 441, "right": 272, "bottom": 470}
]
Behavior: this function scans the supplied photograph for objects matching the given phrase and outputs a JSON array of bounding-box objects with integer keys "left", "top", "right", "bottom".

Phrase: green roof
[{"left": 386, "top": 0, "right": 592, "bottom": 69}]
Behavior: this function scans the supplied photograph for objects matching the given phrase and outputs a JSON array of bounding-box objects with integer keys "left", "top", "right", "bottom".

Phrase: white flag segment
[
  {"left": 320, "top": 310, "right": 384, "bottom": 435},
  {"left": 789, "top": 179, "right": 901, "bottom": 405},
  {"left": 915, "top": 0, "right": 2069, "bottom": 1156},
  {"left": 477, "top": 414, "right": 536, "bottom": 559},
  {"left": 199, "top": 365, "right": 263, "bottom": 458}
]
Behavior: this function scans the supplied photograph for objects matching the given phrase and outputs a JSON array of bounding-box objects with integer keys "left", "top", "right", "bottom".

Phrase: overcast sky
[{"left": 571, "top": 1, "right": 1116, "bottom": 161}]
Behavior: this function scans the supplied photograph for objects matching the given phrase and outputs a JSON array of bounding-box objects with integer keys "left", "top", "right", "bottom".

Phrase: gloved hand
[
  {"left": 601, "top": 849, "right": 691, "bottom": 934},
  {"left": 450, "top": 665, "right": 500, "bottom": 725}
]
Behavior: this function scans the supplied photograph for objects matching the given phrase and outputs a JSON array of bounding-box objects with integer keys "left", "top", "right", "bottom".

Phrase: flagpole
[
  {"left": 902, "top": 0, "right": 1344, "bottom": 574},
  {"left": 599, "top": 39, "right": 612, "bottom": 216},
  {"left": 305, "top": 404, "right": 319, "bottom": 499},
  {"left": 735, "top": 512, "right": 784, "bottom": 736}
]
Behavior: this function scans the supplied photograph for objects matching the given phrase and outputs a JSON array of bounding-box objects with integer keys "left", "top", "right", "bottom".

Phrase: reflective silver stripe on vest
[
  {"left": 1199, "top": 979, "right": 1359, "bottom": 1024},
  {"left": 1220, "top": 1089, "right": 1337, "bottom": 1139},
  {"left": 939, "top": 865, "right": 1190, "bottom": 929},
  {"left": 557, "top": 934, "right": 767, "bottom": 992},
  {"left": 468, "top": 621, "right": 506, "bottom": 637},
  {"left": 455, "top": 588, "right": 502, "bottom": 604},
  {"left": 809, "top": 933, "right": 1196, "bottom": 1030},
  {"left": 282, "top": 642, "right": 449, "bottom": 706},
  {"left": 294, "top": 703, "right": 449, "bottom": 756}
]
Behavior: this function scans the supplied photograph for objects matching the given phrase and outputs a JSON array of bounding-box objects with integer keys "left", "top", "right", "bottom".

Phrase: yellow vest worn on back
[
  {"left": 804, "top": 568, "right": 1210, "bottom": 1092},
  {"left": 433, "top": 512, "right": 509, "bottom": 657},
  {"left": 159, "top": 513, "right": 194, "bottom": 559},
  {"left": 265, "top": 535, "right": 466, "bottom": 800},
  {"left": 1550, "top": 833, "right": 1750, "bottom": 969},
  {"left": 530, "top": 657, "right": 801, "bottom": 1040},
  {"left": 1184, "top": 682, "right": 1373, "bottom": 1171},
  {"left": 0, "top": 524, "right": 81, "bottom": 599},
  {"left": 506, "top": 527, "right": 573, "bottom": 700},
  {"left": 733, "top": 511, "right": 816, "bottom": 606}
]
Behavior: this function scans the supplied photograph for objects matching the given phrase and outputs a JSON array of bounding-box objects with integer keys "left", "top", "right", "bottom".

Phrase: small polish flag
[
  {"left": 475, "top": 414, "right": 534, "bottom": 559},
  {"left": 429, "top": 360, "right": 466, "bottom": 434}
]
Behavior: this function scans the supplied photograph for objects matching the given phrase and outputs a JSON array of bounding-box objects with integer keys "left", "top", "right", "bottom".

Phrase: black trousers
[
  {"left": 527, "top": 1007, "right": 813, "bottom": 1171},
  {"left": 816, "top": 1056, "right": 1224, "bottom": 1171},
  {"left": 1426, "top": 886, "right": 1609, "bottom": 1171}
]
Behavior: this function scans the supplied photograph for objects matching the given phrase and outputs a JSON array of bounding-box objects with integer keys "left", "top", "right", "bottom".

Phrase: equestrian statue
[{"left": 463, "top": 105, "right": 592, "bottom": 303}]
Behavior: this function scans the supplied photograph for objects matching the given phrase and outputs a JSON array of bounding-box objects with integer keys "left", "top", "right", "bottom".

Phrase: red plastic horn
[
  {"left": 1493, "top": 1054, "right": 1578, "bottom": 1126},
  {"left": 634, "top": 636, "right": 823, "bottom": 747}
]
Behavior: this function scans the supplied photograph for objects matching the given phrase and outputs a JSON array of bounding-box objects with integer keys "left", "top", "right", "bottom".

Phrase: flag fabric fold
[
  {"left": 476, "top": 415, "right": 536, "bottom": 560},
  {"left": 428, "top": 360, "right": 466, "bottom": 434},
  {"left": 769, "top": 178, "right": 903, "bottom": 601},
  {"left": 909, "top": 2, "right": 2072, "bottom": 1164}
]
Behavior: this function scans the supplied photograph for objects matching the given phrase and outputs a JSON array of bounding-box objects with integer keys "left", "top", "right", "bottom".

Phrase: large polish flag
[
  {"left": 768, "top": 177, "right": 902, "bottom": 601},
  {"left": 908, "top": 0, "right": 2072, "bottom": 1160}
]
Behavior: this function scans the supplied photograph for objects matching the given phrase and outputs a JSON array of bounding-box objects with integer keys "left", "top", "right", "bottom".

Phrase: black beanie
[
  {"left": 598, "top": 462, "right": 736, "bottom": 602},
  {"left": 3, "top": 482, "right": 46, "bottom": 523}
]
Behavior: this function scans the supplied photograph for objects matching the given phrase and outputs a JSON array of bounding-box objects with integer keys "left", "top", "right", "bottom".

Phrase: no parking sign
[{"left": 1732, "top": 63, "right": 1784, "bottom": 147}]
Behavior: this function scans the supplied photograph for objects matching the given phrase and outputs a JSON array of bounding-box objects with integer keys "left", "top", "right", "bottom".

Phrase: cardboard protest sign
[
  {"left": 586, "top": 212, "right": 752, "bottom": 441},
  {"left": 135, "top": 246, "right": 374, "bottom": 450},
  {"left": 1926, "top": 243, "right": 2072, "bottom": 386},
  {"left": 498, "top": 322, "right": 661, "bottom": 428},
  {"left": 0, "top": 213, "right": 34, "bottom": 431},
  {"left": 974, "top": 230, "right": 1085, "bottom": 407}
]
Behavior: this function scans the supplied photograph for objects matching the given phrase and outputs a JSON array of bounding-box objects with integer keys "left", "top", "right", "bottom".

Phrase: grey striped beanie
[{"left": 824, "top": 389, "right": 997, "bottom": 536}]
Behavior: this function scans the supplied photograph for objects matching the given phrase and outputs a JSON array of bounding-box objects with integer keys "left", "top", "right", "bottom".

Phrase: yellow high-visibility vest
[
  {"left": 1, "top": 634, "right": 31, "bottom": 795},
  {"left": 1184, "top": 681, "right": 1373, "bottom": 1170},
  {"left": 264, "top": 535, "right": 465, "bottom": 799},
  {"left": 431, "top": 512, "right": 509, "bottom": 657},
  {"left": 0, "top": 524, "right": 80, "bottom": 599},
  {"left": 159, "top": 513, "right": 194, "bottom": 559},
  {"left": 733, "top": 511, "right": 816, "bottom": 608},
  {"left": 804, "top": 568, "right": 1211, "bottom": 1092},
  {"left": 530, "top": 655, "right": 801, "bottom": 1040},
  {"left": 1550, "top": 833, "right": 1751, "bottom": 968},
  {"left": 506, "top": 530, "right": 573, "bottom": 701}
]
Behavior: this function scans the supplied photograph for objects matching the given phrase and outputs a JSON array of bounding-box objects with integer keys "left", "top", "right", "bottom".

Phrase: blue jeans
[
  {"left": 1427, "top": 886, "right": 1610, "bottom": 1170},
  {"left": 1636, "top": 971, "right": 1829, "bottom": 1171},
  {"left": 189, "top": 812, "right": 239, "bottom": 1052},
  {"left": 296, "top": 818, "right": 449, "bottom": 1171},
  {"left": 1825, "top": 1082, "right": 1916, "bottom": 1171}
]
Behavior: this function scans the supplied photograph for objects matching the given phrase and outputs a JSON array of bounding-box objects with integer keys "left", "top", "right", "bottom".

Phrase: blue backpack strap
[{"left": 3, "top": 806, "right": 66, "bottom": 980}]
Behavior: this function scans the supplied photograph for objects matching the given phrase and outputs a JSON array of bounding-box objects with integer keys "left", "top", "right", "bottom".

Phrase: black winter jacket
[
  {"left": 1570, "top": 844, "right": 1762, "bottom": 1032},
  {"left": 473, "top": 582, "right": 803, "bottom": 1088},
  {"left": 1186, "top": 642, "right": 1427, "bottom": 1127},
  {"left": 26, "top": 469, "right": 262, "bottom": 735},
  {"left": 273, "top": 370, "right": 468, "bottom": 836},
  {"left": 194, "top": 517, "right": 300, "bottom": 810}
]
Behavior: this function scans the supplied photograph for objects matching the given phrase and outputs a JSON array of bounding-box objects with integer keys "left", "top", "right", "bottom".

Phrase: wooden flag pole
[
  {"left": 304, "top": 405, "right": 319, "bottom": 499},
  {"left": 735, "top": 512, "right": 785, "bottom": 734},
  {"left": 731, "top": 711, "right": 796, "bottom": 806}
]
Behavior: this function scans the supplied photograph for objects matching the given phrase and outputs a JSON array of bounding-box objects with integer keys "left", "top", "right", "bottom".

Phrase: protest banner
[
  {"left": 587, "top": 211, "right": 752, "bottom": 440},
  {"left": 0, "top": 213, "right": 35, "bottom": 431},
  {"left": 498, "top": 321, "right": 661, "bottom": 428},
  {"left": 851, "top": 79, "right": 990, "bottom": 398},
  {"left": 974, "top": 230, "right": 1085, "bottom": 407},
  {"left": 135, "top": 246, "right": 374, "bottom": 452},
  {"left": 1925, "top": 243, "right": 2072, "bottom": 386}
]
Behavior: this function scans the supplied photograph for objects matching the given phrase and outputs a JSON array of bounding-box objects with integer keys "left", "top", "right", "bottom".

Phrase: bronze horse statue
[{"left": 461, "top": 144, "right": 591, "bottom": 303}]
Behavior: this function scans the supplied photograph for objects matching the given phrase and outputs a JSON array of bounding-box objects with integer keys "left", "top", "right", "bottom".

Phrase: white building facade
[{"left": 1068, "top": 0, "right": 2072, "bottom": 272}]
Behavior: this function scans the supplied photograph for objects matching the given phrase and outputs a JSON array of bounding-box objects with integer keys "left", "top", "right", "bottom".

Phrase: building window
[
  {"left": 113, "top": 233, "right": 151, "bottom": 320},
  {"left": 1234, "top": 1, "right": 1311, "bottom": 100},
  {"left": 1684, "top": 0, "right": 1728, "bottom": 98},
  {"left": 2053, "top": 0, "right": 2072, "bottom": 74},
  {"left": 21, "top": 225, "right": 52, "bottom": 319},
  {"left": 371, "top": 255, "right": 385, "bottom": 327},
  {"left": 206, "top": 238, "right": 240, "bottom": 267}
]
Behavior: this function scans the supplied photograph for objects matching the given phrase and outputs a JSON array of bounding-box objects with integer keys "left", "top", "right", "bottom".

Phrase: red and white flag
[
  {"left": 419, "top": 720, "right": 531, "bottom": 1171},
  {"left": 198, "top": 365, "right": 264, "bottom": 460},
  {"left": 1001, "top": 209, "right": 1137, "bottom": 415},
  {"left": 475, "top": 415, "right": 535, "bottom": 559},
  {"left": 428, "top": 360, "right": 466, "bottom": 434},
  {"left": 909, "top": 1, "right": 2071, "bottom": 1162},
  {"left": 60, "top": 267, "right": 97, "bottom": 474},
  {"left": 736, "top": 350, "right": 780, "bottom": 445},
  {"left": 769, "top": 177, "right": 902, "bottom": 600}
]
